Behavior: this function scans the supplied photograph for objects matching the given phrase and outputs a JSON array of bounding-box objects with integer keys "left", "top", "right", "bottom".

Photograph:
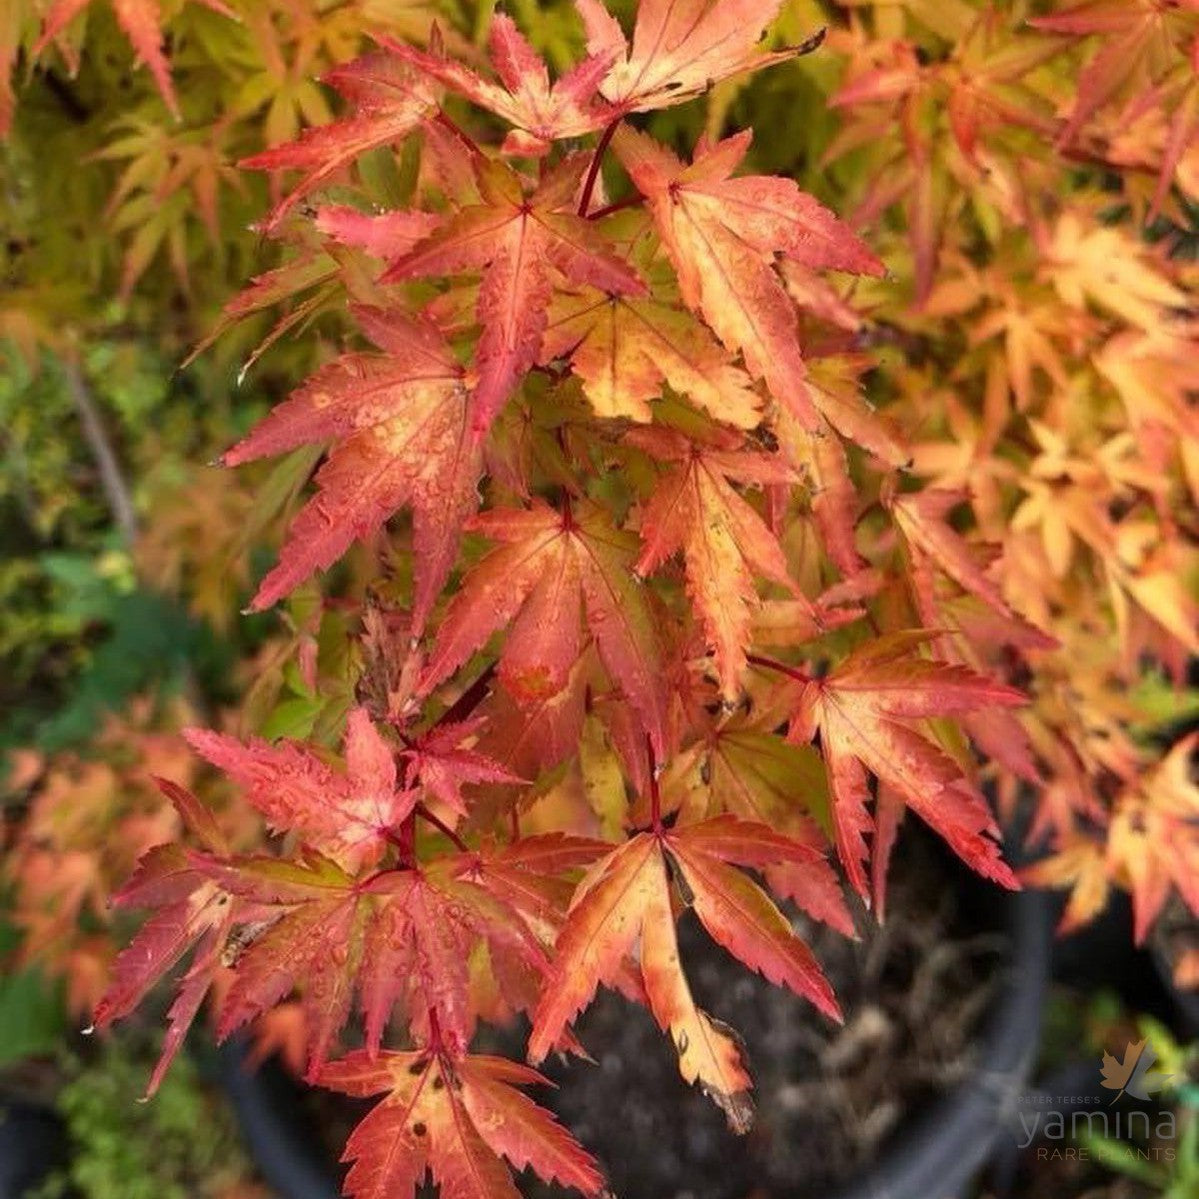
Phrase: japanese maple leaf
[
  {"left": 453, "top": 835, "right": 613, "bottom": 1020},
  {"left": 471, "top": 652, "right": 590, "bottom": 782},
  {"left": 384, "top": 14, "right": 614, "bottom": 155},
  {"left": 92, "top": 778, "right": 235, "bottom": 1096},
  {"left": 541, "top": 278, "right": 762, "bottom": 427},
  {"left": 195, "top": 851, "right": 551, "bottom": 1072},
  {"left": 1105, "top": 733, "right": 1199, "bottom": 943},
  {"left": 184, "top": 706, "right": 415, "bottom": 871},
  {"left": 776, "top": 406, "right": 865, "bottom": 577},
  {"left": 667, "top": 723, "right": 854, "bottom": 935},
  {"left": 528, "top": 815, "right": 838, "bottom": 1130},
  {"left": 224, "top": 305, "right": 481, "bottom": 626},
  {"left": 462, "top": 834, "right": 611, "bottom": 933},
  {"left": 614, "top": 127, "right": 883, "bottom": 430},
  {"left": 888, "top": 488, "right": 1016, "bottom": 622},
  {"left": 314, "top": 205, "right": 442, "bottom": 259},
  {"left": 788, "top": 631, "right": 1026, "bottom": 896},
  {"left": 399, "top": 717, "right": 523, "bottom": 816},
  {"left": 1095, "top": 332, "right": 1199, "bottom": 480},
  {"left": 910, "top": 596, "right": 1050, "bottom": 795},
  {"left": 382, "top": 156, "right": 646, "bottom": 444},
  {"left": 628, "top": 426, "right": 796, "bottom": 701},
  {"left": 1021, "top": 835, "right": 1112, "bottom": 935},
  {"left": 36, "top": 0, "right": 234, "bottom": 119},
  {"left": 575, "top": 0, "right": 823, "bottom": 113},
  {"left": 196, "top": 852, "right": 380, "bottom": 1074},
  {"left": 241, "top": 53, "right": 438, "bottom": 230},
  {"left": 2, "top": 6, "right": 28, "bottom": 137},
  {"left": 1046, "top": 212, "right": 1188, "bottom": 333},
  {"left": 1030, "top": 0, "right": 1197, "bottom": 148},
  {"left": 319, "top": 1049, "right": 603, "bottom": 1199},
  {"left": 775, "top": 361, "right": 907, "bottom": 577},
  {"left": 357, "top": 860, "right": 556, "bottom": 1056},
  {"left": 420, "top": 500, "right": 668, "bottom": 756}
]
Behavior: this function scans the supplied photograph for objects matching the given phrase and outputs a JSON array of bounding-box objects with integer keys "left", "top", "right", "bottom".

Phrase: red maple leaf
[
  {"left": 384, "top": 14, "right": 615, "bottom": 155},
  {"left": 319, "top": 1049, "right": 603, "bottom": 1199},
  {"left": 241, "top": 52, "right": 438, "bottom": 230},
  {"left": 91, "top": 778, "right": 235, "bottom": 1096},
  {"left": 420, "top": 500, "right": 669, "bottom": 756},
  {"left": 628, "top": 425, "right": 797, "bottom": 701},
  {"left": 381, "top": 155, "right": 646, "bottom": 444},
  {"left": 787, "top": 632, "right": 1026, "bottom": 895},
  {"left": 399, "top": 717, "right": 524, "bottom": 818},
  {"left": 36, "top": 0, "right": 235, "bottom": 119},
  {"left": 184, "top": 707, "right": 415, "bottom": 872},
  {"left": 191, "top": 849, "right": 552, "bottom": 1071},
  {"left": 576, "top": 0, "right": 824, "bottom": 113},
  {"left": 225, "top": 305, "right": 481, "bottom": 626}
]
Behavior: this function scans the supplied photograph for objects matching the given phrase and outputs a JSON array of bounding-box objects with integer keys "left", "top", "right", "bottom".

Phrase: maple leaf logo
[{"left": 1099, "top": 1039, "right": 1171, "bottom": 1105}]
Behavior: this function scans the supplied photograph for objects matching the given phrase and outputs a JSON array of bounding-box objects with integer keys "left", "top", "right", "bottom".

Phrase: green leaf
[{"left": 0, "top": 968, "right": 66, "bottom": 1067}]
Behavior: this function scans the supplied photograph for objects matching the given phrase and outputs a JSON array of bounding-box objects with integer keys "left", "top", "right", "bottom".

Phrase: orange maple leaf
[
  {"left": 528, "top": 815, "right": 839, "bottom": 1129},
  {"left": 614, "top": 125, "right": 883, "bottom": 431}
]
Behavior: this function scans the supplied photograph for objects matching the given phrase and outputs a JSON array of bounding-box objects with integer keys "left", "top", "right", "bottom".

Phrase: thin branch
[
  {"left": 435, "top": 110, "right": 483, "bottom": 158},
  {"left": 579, "top": 118, "right": 621, "bottom": 217},
  {"left": 587, "top": 195, "right": 643, "bottom": 221},
  {"left": 64, "top": 359, "right": 138, "bottom": 544},
  {"left": 747, "top": 653, "right": 812, "bottom": 685},
  {"left": 434, "top": 662, "right": 497, "bottom": 730},
  {"left": 415, "top": 802, "right": 470, "bottom": 854}
]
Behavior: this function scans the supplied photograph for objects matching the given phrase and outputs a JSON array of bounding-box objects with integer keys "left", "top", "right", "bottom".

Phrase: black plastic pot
[
  {"left": 215, "top": 1040, "right": 343, "bottom": 1199},
  {"left": 216, "top": 880, "right": 1055, "bottom": 1199},
  {"left": 825, "top": 883, "right": 1055, "bottom": 1199},
  {"left": 0, "top": 1099, "right": 68, "bottom": 1199}
]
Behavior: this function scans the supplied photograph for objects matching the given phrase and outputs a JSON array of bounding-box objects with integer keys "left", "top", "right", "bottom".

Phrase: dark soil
[{"left": 1004, "top": 1145, "right": 1157, "bottom": 1199}]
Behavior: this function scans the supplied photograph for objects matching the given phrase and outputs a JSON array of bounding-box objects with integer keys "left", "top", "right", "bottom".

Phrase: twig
[
  {"left": 434, "top": 662, "right": 496, "bottom": 730},
  {"left": 415, "top": 802, "right": 470, "bottom": 854},
  {"left": 747, "top": 653, "right": 812, "bottom": 684},
  {"left": 587, "top": 195, "right": 643, "bottom": 221},
  {"left": 579, "top": 118, "right": 621, "bottom": 217},
  {"left": 63, "top": 358, "right": 138, "bottom": 544},
  {"left": 435, "top": 110, "right": 483, "bottom": 158}
]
